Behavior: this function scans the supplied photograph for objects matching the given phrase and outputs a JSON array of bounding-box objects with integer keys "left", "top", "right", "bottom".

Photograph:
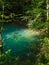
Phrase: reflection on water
[{"left": 2, "top": 24, "right": 38, "bottom": 56}]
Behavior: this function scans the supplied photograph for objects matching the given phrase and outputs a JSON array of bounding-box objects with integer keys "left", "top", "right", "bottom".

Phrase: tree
[
  {"left": 46, "top": 0, "right": 49, "bottom": 21},
  {"left": 0, "top": 0, "right": 49, "bottom": 65}
]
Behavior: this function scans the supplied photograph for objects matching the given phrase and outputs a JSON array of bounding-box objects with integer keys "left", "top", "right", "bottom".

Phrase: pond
[{"left": 2, "top": 23, "right": 39, "bottom": 56}]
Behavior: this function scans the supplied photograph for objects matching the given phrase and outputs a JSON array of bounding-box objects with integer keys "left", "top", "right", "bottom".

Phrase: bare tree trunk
[
  {"left": 46, "top": 0, "right": 49, "bottom": 34},
  {"left": 46, "top": 0, "right": 49, "bottom": 21}
]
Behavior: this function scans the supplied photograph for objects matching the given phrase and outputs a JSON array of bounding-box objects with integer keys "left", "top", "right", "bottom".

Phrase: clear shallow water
[{"left": 2, "top": 24, "right": 39, "bottom": 56}]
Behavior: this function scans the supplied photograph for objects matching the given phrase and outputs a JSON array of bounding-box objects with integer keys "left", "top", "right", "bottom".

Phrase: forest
[{"left": 0, "top": 0, "right": 49, "bottom": 65}]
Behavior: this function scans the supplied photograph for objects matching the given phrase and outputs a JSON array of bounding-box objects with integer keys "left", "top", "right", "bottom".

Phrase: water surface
[{"left": 2, "top": 24, "right": 39, "bottom": 56}]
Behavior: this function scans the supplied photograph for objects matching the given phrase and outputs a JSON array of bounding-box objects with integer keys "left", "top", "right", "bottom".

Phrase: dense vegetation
[{"left": 0, "top": 0, "right": 49, "bottom": 65}]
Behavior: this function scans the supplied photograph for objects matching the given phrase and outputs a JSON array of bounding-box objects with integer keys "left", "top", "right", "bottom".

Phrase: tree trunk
[
  {"left": 46, "top": 0, "right": 49, "bottom": 21},
  {"left": 46, "top": 0, "right": 49, "bottom": 35},
  {"left": 0, "top": 1, "right": 4, "bottom": 54}
]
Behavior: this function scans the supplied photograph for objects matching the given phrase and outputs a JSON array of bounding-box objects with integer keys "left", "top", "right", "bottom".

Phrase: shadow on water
[{"left": 1, "top": 23, "right": 40, "bottom": 56}]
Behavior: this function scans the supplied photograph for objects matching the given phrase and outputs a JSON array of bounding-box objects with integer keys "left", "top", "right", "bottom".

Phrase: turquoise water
[{"left": 2, "top": 24, "right": 39, "bottom": 56}]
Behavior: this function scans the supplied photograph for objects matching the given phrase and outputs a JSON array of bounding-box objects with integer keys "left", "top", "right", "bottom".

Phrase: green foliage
[{"left": 0, "top": 0, "right": 49, "bottom": 65}]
